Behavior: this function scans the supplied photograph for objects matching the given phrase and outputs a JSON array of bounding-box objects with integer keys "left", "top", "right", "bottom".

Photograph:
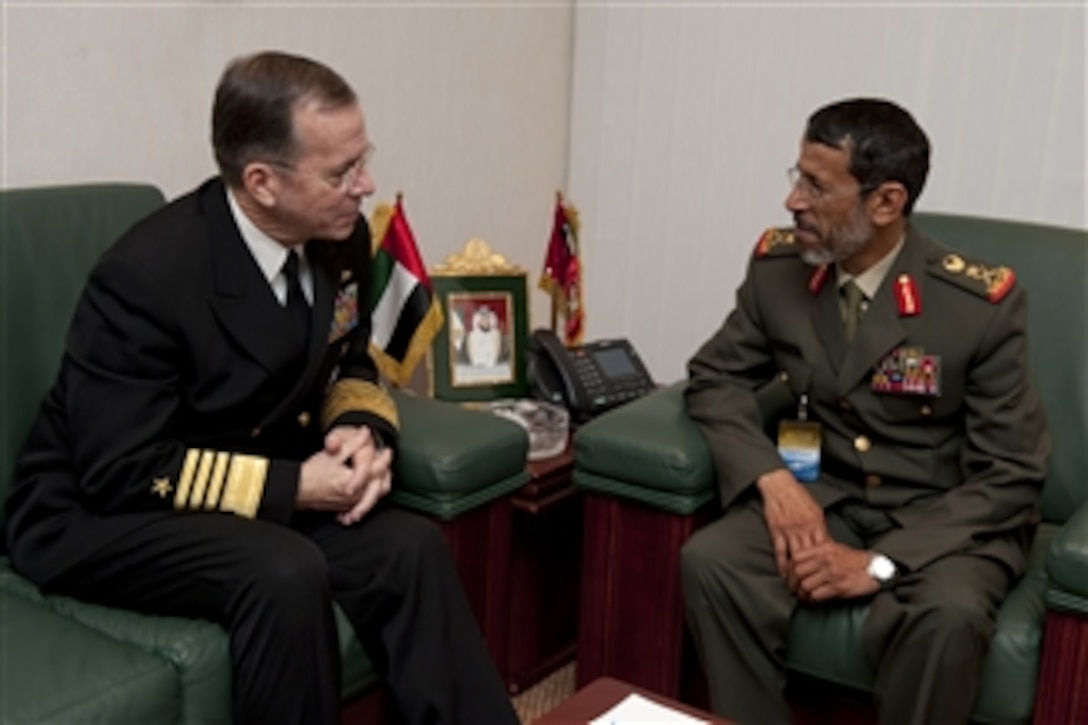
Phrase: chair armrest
[
  {"left": 1047, "top": 501, "right": 1088, "bottom": 609},
  {"left": 388, "top": 391, "right": 529, "bottom": 520},
  {"left": 573, "top": 382, "right": 716, "bottom": 514}
]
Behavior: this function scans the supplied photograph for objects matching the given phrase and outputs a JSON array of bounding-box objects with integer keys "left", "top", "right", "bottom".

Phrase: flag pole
[{"left": 550, "top": 189, "right": 562, "bottom": 336}]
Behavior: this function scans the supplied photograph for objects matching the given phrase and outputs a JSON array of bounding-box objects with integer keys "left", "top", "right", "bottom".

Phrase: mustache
[{"left": 793, "top": 216, "right": 818, "bottom": 234}]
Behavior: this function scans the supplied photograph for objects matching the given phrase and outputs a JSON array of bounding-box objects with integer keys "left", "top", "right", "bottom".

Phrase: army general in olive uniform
[{"left": 681, "top": 99, "right": 1049, "bottom": 725}]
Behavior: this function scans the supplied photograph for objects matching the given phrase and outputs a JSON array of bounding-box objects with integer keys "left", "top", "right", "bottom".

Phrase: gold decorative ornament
[{"left": 432, "top": 239, "right": 527, "bottom": 276}]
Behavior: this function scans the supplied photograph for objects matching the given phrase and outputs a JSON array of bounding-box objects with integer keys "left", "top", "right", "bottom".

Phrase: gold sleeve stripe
[
  {"left": 204, "top": 452, "right": 230, "bottom": 510},
  {"left": 174, "top": 449, "right": 201, "bottom": 509},
  {"left": 189, "top": 450, "right": 215, "bottom": 508},
  {"left": 220, "top": 454, "right": 268, "bottom": 519},
  {"left": 174, "top": 449, "right": 265, "bottom": 516},
  {"left": 321, "top": 379, "right": 399, "bottom": 431}
]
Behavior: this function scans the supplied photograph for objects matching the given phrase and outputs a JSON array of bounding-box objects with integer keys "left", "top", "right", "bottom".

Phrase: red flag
[{"left": 539, "top": 192, "right": 584, "bottom": 345}]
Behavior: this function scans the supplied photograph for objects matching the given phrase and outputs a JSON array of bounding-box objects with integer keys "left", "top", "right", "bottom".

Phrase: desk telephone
[{"left": 527, "top": 328, "right": 655, "bottom": 422}]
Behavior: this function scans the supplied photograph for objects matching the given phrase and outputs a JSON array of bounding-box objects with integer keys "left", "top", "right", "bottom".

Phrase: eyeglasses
[
  {"left": 270, "top": 144, "right": 376, "bottom": 191},
  {"left": 787, "top": 166, "right": 877, "bottom": 203}
]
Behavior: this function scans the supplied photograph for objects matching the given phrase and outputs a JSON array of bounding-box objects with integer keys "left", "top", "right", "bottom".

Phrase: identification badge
[
  {"left": 328, "top": 282, "right": 359, "bottom": 342},
  {"left": 778, "top": 419, "right": 822, "bottom": 483}
]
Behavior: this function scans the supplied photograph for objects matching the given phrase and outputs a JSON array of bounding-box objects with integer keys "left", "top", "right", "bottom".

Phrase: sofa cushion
[
  {"left": 2, "top": 557, "right": 381, "bottom": 720},
  {"left": 912, "top": 213, "right": 1087, "bottom": 526},
  {"left": 1, "top": 587, "right": 180, "bottom": 724},
  {"left": 1045, "top": 502, "right": 1088, "bottom": 607},
  {"left": 786, "top": 524, "right": 1056, "bottom": 724},
  {"left": 1, "top": 557, "right": 232, "bottom": 723},
  {"left": 0, "top": 184, "right": 168, "bottom": 544},
  {"left": 574, "top": 383, "right": 716, "bottom": 514},
  {"left": 390, "top": 391, "right": 530, "bottom": 519}
]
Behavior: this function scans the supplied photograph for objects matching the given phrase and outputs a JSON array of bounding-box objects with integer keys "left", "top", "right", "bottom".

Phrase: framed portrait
[{"left": 429, "top": 239, "right": 530, "bottom": 402}]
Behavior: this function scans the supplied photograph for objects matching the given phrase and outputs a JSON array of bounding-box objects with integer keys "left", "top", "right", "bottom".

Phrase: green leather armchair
[
  {"left": 573, "top": 212, "right": 1087, "bottom": 724},
  {"left": 0, "top": 184, "right": 528, "bottom": 723}
]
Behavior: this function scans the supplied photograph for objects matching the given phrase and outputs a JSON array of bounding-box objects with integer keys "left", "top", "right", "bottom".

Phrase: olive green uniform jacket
[{"left": 685, "top": 224, "right": 1049, "bottom": 575}]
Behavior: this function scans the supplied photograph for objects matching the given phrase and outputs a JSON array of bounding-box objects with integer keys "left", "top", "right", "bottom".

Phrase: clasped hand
[
  {"left": 757, "top": 469, "right": 880, "bottom": 602},
  {"left": 297, "top": 425, "right": 393, "bottom": 526}
]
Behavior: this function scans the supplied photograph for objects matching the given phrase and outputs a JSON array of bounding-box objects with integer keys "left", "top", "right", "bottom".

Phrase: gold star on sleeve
[{"left": 151, "top": 477, "right": 173, "bottom": 498}]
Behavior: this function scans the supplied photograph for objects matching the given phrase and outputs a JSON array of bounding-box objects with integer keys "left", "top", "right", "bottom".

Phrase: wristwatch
[{"left": 867, "top": 552, "right": 898, "bottom": 584}]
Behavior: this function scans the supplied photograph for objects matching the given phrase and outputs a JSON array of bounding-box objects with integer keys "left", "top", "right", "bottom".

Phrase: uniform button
[
  {"left": 865, "top": 474, "right": 882, "bottom": 487},
  {"left": 839, "top": 399, "right": 853, "bottom": 412},
  {"left": 250, "top": 427, "right": 262, "bottom": 438},
  {"left": 854, "top": 435, "right": 871, "bottom": 453},
  {"left": 297, "top": 412, "right": 311, "bottom": 428},
  {"left": 920, "top": 404, "right": 933, "bottom": 417},
  {"left": 778, "top": 371, "right": 789, "bottom": 382}
]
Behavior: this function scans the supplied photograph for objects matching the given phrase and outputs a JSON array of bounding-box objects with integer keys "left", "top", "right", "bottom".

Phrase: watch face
[{"left": 869, "top": 555, "right": 896, "bottom": 582}]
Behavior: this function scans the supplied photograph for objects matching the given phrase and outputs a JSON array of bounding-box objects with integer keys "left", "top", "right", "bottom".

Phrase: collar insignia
[
  {"left": 894, "top": 273, "right": 921, "bottom": 316},
  {"left": 808, "top": 264, "right": 830, "bottom": 294}
]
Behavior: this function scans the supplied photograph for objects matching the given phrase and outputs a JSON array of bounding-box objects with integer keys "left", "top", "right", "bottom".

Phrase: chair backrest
[
  {"left": 913, "top": 212, "right": 1087, "bottom": 525},
  {"left": 0, "top": 184, "right": 166, "bottom": 546}
]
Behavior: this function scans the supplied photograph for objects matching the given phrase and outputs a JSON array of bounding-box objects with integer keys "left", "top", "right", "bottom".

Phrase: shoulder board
[
  {"left": 928, "top": 252, "right": 1016, "bottom": 303},
  {"left": 753, "top": 227, "right": 800, "bottom": 259}
]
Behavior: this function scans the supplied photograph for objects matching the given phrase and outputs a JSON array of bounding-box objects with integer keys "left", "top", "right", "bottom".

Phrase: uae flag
[
  {"left": 539, "top": 191, "right": 584, "bottom": 345},
  {"left": 369, "top": 193, "right": 443, "bottom": 387}
]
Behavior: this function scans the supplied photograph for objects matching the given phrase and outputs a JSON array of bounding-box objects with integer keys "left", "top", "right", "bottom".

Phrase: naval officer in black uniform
[{"left": 6, "top": 51, "right": 517, "bottom": 725}]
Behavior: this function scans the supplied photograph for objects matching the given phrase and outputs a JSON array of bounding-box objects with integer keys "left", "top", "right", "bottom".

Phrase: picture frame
[{"left": 428, "top": 239, "right": 530, "bottom": 402}]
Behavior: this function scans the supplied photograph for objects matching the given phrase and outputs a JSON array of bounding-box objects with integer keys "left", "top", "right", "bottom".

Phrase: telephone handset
[{"left": 527, "top": 328, "right": 655, "bottom": 423}]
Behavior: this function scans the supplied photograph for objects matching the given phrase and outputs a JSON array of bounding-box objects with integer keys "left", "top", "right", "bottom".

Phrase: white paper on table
[{"left": 588, "top": 693, "right": 709, "bottom": 725}]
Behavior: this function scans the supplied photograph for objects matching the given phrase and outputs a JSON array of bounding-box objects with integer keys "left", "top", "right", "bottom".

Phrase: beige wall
[
  {"left": 1, "top": 1, "right": 573, "bottom": 327},
  {"left": 568, "top": 3, "right": 1086, "bottom": 381},
  {"left": 4, "top": 2, "right": 1085, "bottom": 382}
]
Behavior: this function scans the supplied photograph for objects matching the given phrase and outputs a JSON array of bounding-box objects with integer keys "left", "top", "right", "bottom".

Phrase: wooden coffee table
[{"left": 533, "top": 676, "right": 732, "bottom": 724}]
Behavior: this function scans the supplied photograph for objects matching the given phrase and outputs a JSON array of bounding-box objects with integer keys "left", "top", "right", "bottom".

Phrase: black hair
[
  {"left": 805, "top": 98, "right": 930, "bottom": 215},
  {"left": 212, "top": 51, "right": 357, "bottom": 187}
]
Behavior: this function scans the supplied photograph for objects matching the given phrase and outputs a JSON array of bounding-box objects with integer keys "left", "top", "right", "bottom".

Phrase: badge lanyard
[{"left": 777, "top": 392, "right": 822, "bottom": 483}]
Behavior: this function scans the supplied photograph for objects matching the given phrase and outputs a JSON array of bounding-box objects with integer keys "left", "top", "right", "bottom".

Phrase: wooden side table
[
  {"left": 505, "top": 441, "right": 582, "bottom": 693},
  {"left": 534, "top": 676, "right": 733, "bottom": 724},
  {"left": 577, "top": 491, "right": 717, "bottom": 703}
]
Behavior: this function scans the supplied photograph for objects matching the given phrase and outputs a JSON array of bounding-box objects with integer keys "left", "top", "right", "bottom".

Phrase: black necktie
[{"left": 282, "top": 251, "right": 311, "bottom": 354}]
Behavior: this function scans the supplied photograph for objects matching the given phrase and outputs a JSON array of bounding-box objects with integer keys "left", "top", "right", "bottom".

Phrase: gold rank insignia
[
  {"left": 173, "top": 449, "right": 267, "bottom": 518},
  {"left": 935, "top": 253, "right": 1016, "bottom": 303},
  {"left": 151, "top": 477, "right": 173, "bottom": 498},
  {"left": 322, "top": 379, "right": 399, "bottom": 432},
  {"left": 754, "top": 227, "right": 797, "bottom": 258}
]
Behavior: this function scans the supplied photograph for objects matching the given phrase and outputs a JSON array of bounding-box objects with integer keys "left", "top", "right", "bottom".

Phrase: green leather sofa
[
  {"left": 0, "top": 183, "right": 528, "bottom": 723},
  {"left": 573, "top": 212, "right": 1087, "bottom": 724}
]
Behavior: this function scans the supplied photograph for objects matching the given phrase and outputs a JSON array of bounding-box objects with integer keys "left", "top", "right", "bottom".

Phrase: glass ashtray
[{"left": 480, "top": 399, "right": 569, "bottom": 461}]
